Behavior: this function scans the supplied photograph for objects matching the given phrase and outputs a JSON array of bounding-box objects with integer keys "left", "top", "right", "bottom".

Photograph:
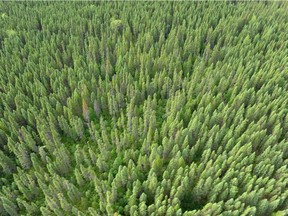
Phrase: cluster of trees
[{"left": 0, "top": 2, "right": 287, "bottom": 215}]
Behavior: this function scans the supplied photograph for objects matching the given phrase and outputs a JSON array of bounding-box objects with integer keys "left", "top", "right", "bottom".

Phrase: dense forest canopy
[{"left": 0, "top": 2, "right": 288, "bottom": 216}]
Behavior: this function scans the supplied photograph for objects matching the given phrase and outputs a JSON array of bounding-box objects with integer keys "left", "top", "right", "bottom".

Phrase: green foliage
[
  {"left": 111, "top": 19, "right": 124, "bottom": 33},
  {"left": 0, "top": 1, "right": 288, "bottom": 215}
]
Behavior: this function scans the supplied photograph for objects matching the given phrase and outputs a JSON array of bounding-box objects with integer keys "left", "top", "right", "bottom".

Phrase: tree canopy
[{"left": 0, "top": 2, "right": 288, "bottom": 215}]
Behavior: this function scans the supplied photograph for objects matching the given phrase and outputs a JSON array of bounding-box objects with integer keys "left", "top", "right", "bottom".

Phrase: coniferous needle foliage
[{"left": 0, "top": 2, "right": 288, "bottom": 216}]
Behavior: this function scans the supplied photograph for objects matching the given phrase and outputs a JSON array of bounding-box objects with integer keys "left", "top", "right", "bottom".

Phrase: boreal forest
[{"left": 0, "top": 2, "right": 287, "bottom": 216}]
